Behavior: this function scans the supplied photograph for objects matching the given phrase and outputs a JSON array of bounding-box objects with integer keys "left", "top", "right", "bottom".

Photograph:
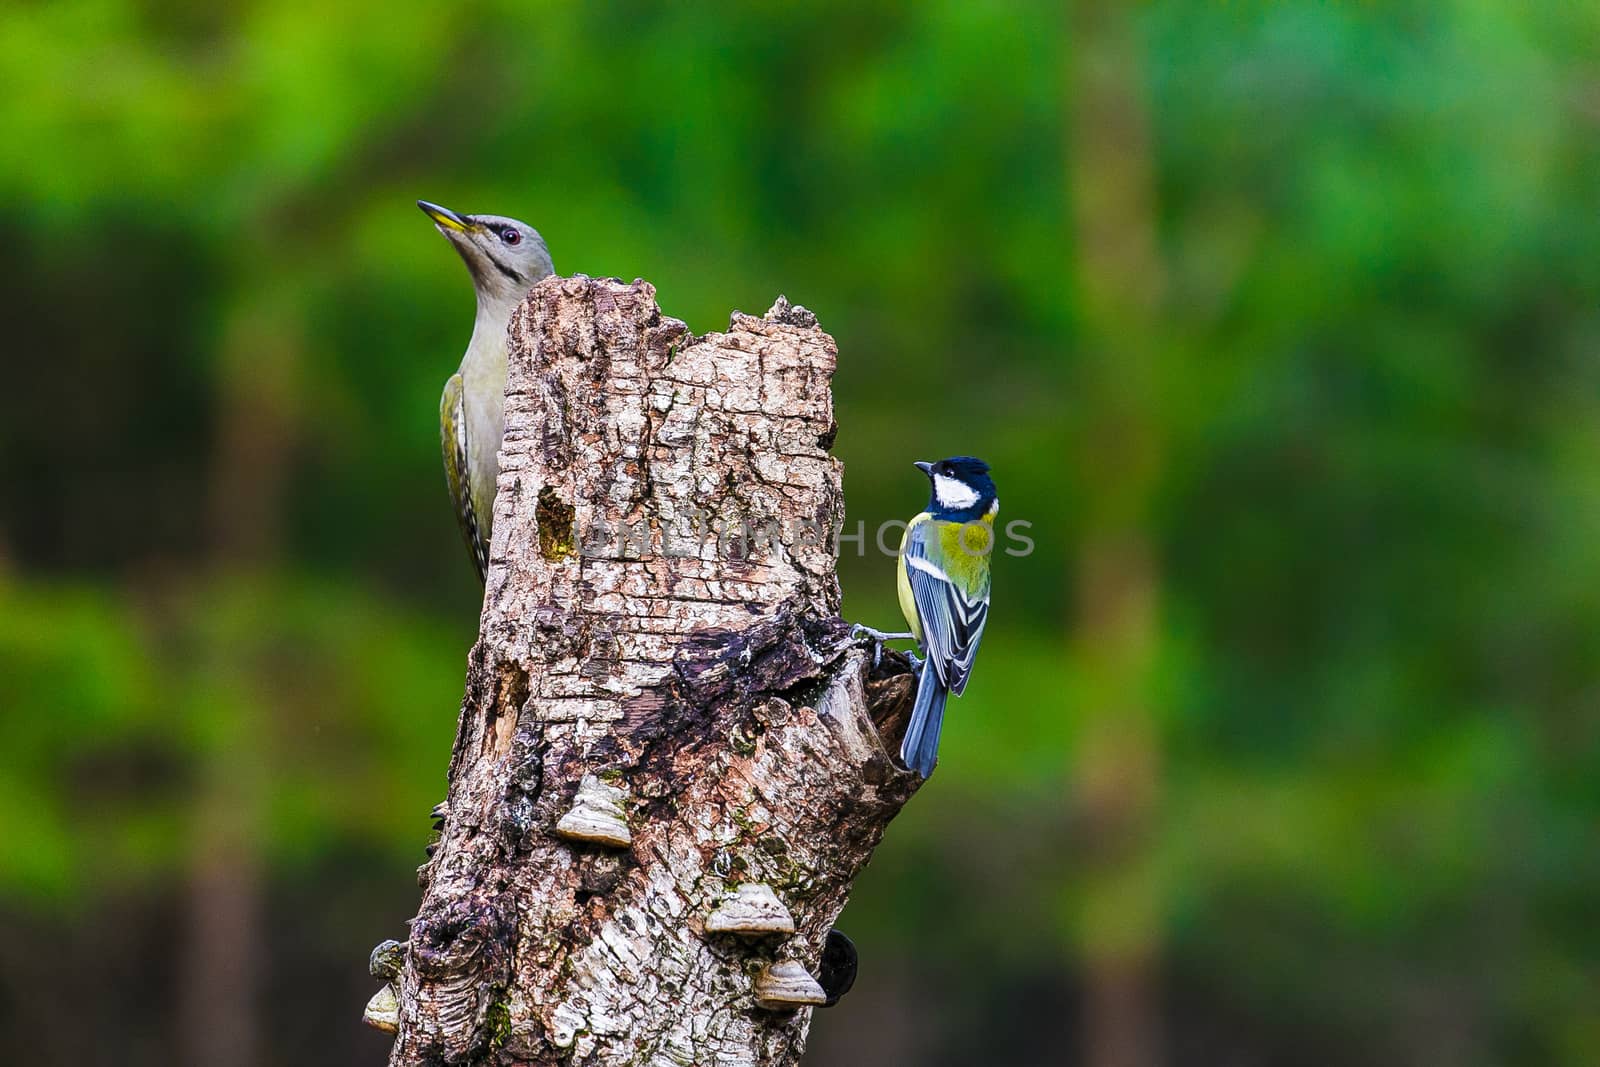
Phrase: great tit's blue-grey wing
[
  {"left": 904, "top": 522, "right": 990, "bottom": 696},
  {"left": 440, "top": 372, "right": 488, "bottom": 582}
]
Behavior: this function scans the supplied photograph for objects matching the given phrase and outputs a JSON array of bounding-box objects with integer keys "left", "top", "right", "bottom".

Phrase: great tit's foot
[
  {"left": 850, "top": 624, "right": 912, "bottom": 668},
  {"left": 850, "top": 624, "right": 915, "bottom": 644},
  {"left": 906, "top": 651, "right": 924, "bottom": 671}
]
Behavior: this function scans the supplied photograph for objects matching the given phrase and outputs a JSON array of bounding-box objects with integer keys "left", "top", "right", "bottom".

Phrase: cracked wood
[{"left": 389, "top": 276, "right": 917, "bottom": 1067}]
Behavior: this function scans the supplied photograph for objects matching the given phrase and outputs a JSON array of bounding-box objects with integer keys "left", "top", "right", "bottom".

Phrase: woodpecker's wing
[
  {"left": 440, "top": 372, "right": 488, "bottom": 582},
  {"left": 903, "top": 518, "right": 991, "bottom": 696}
]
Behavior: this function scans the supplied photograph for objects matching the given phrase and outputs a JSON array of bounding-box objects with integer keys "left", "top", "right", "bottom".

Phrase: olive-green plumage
[{"left": 420, "top": 201, "right": 554, "bottom": 581}]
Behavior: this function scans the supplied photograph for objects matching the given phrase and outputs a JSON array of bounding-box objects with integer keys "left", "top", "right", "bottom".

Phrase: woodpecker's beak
[
  {"left": 418, "top": 200, "right": 476, "bottom": 234},
  {"left": 914, "top": 461, "right": 934, "bottom": 476}
]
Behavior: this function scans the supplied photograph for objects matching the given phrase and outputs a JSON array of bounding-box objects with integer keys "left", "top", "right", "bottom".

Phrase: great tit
[{"left": 858, "top": 457, "right": 997, "bottom": 778}]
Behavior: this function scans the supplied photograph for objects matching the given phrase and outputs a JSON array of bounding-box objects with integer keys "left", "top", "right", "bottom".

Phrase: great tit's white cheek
[{"left": 933, "top": 474, "right": 979, "bottom": 510}]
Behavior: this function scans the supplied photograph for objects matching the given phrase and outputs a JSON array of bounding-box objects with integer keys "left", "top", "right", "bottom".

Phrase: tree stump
[{"left": 384, "top": 276, "right": 918, "bottom": 1067}]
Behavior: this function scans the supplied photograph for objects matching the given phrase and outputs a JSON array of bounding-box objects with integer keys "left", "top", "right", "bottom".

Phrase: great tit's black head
[
  {"left": 418, "top": 201, "right": 555, "bottom": 308},
  {"left": 916, "top": 456, "right": 997, "bottom": 518}
]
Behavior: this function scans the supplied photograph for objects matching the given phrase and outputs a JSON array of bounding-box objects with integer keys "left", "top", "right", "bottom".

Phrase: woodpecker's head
[{"left": 418, "top": 200, "right": 555, "bottom": 310}]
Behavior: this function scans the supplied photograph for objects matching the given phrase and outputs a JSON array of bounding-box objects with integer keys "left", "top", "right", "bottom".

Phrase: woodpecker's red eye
[{"left": 501, "top": 228, "right": 521, "bottom": 245}]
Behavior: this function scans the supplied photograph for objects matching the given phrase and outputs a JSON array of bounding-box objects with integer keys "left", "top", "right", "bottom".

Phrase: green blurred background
[{"left": 3, "top": 1, "right": 1599, "bottom": 1064}]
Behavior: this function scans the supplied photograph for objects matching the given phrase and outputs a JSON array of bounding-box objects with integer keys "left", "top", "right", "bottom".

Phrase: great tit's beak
[
  {"left": 418, "top": 200, "right": 475, "bottom": 234},
  {"left": 914, "top": 461, "right": 934, "bottom": 476}
]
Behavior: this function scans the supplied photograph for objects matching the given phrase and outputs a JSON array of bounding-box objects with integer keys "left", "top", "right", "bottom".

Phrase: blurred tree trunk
[
  {"left": 180, "top": 283, "right": 303, "bottom": 1067},
  {"left": 382, "top": 278, "right": 918, "bottom": 1066},
  {"left": 180, "top": 749, "right": 264, "bottom": 1067},
  {"left": 1068, "top": 4, "right": 1169, "bottom": 1067}
]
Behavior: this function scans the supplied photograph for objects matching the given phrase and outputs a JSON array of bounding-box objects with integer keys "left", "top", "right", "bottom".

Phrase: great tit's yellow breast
[
  {"left": 934, "top": 514, "right": 994, "bottom": 596},
  {"left": 939, "top": 516, "right": 993, "bottom": 559}
]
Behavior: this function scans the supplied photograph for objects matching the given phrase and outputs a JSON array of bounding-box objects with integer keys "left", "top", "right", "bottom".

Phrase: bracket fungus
[
  {"left": 705, "top": 882, "right": 796, "bottom": 937},
  {"left": 363, "top": 938, "right": 406, "bottom": 1033},
  {"left": 364, "top": 983, "right": 401, "bottom": 1033},
  {"left": 369, "top": 938, "right": 407, "bottom": 979},
  {"left": 753, "top": 960, "right": 829, "bottom": 1011},
  {"left": 818, "top": 929, "right": 858, "bottom": 1006},
  {"left": 554, "top": 775, "right": 632, "bottom": 848}
]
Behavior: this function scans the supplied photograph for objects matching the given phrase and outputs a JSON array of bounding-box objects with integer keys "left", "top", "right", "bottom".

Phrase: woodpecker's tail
[{"left": 900, "top": 659, "right": 948, "bottom": 779}]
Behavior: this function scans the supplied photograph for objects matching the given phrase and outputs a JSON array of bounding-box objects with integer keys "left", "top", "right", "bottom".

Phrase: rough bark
[{"left": 382, "top": 276, "right": 918, "bottom": 1067}]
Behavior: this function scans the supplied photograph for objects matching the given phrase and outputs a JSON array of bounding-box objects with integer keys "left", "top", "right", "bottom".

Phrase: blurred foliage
[{"left": 2, "top": 1, "right": 1599, "bottom": 1064}]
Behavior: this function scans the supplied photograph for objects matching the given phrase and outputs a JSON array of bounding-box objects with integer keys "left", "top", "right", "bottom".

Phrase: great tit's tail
[{"left": 900, "top": 659, "right": 948, "bottom": 779}]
